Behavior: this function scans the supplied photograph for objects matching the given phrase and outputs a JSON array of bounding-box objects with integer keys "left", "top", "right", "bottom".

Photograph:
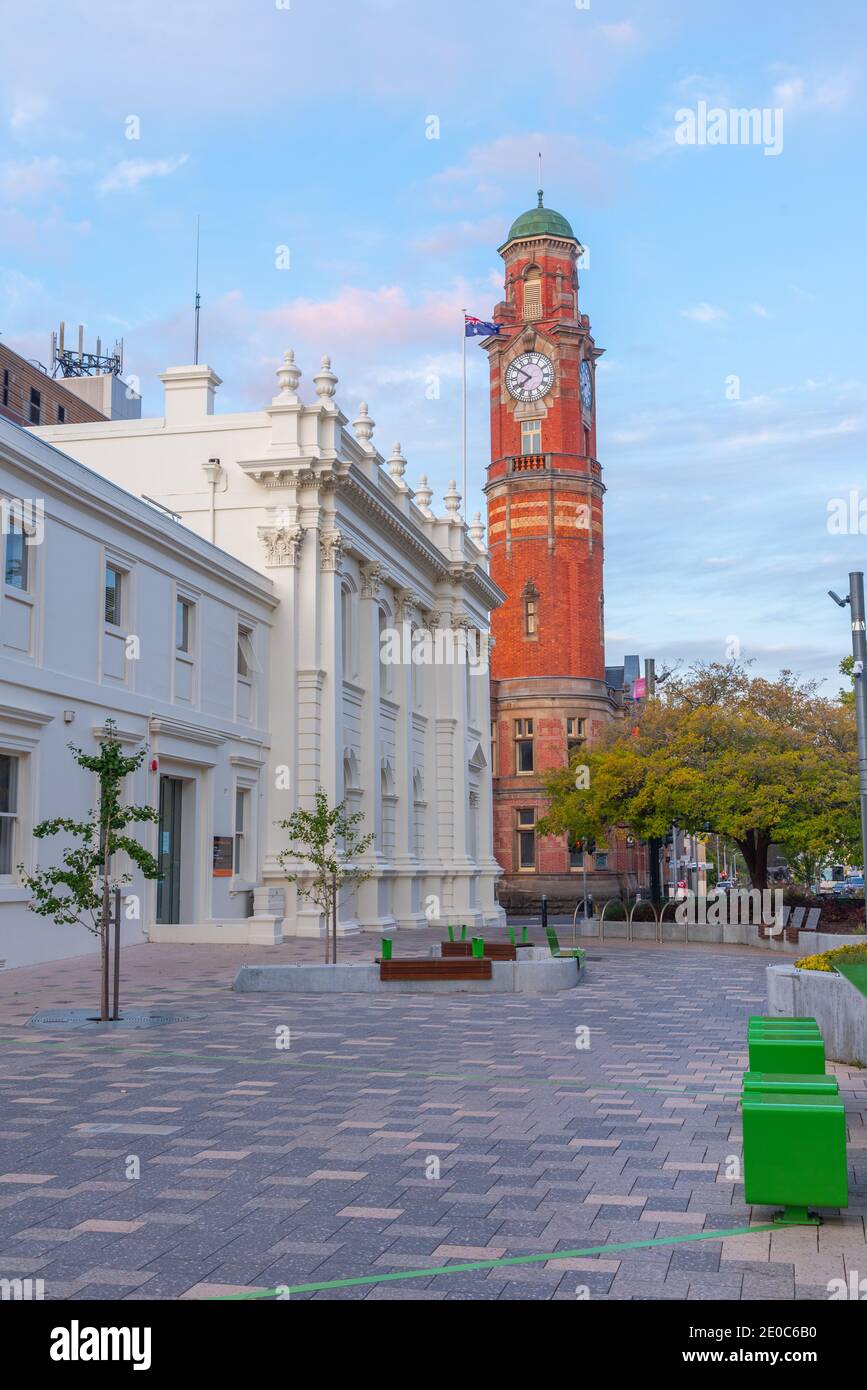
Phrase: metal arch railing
[
  {"left": 600, "top": 898, "right": 629, "bottom": 942},
  {"left": 628, "top": 898, "right": 661, "bottom": 944},
  {"left": 658, "top": 897, "right": 687, "bottom": 943},
  {"left": 572, "top": 896, "right": 598, "bottom": 946}
]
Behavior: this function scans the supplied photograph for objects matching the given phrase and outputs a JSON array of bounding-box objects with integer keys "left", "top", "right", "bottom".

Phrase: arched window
[
  {"left": 411, "top": 626, "right": 425, "bottom": 709},
  {"left": 341, "top": 582, "right": 356, "bottom": 680},
  {"left": 378, "top": 606, "right": 393, "bottom": 697},
  {"left": 523, "top": 265, "right": 542, "bottom": 321}
]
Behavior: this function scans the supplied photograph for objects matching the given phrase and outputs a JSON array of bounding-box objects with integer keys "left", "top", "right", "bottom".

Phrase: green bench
[
  {"left": 741, "top": 1091, "right": 848, "bottom": 1223},
  {"left": 748, "top": 1016, "right": 819, "bottom": 1029},
  {"left": 747, "top": 1031, "right": 825, "bottom": 1075},
  {"left": 741, "top": 1016, "right": 848, "bottom": 1224},
  {"left": 544, "top": 925, "right": 586, "bottom": 968},
  {"left": 743, "top": 1071, "right": 839, "bottom": 1096}
]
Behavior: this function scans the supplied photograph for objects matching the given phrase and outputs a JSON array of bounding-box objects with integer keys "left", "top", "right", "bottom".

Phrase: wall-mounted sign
[{"left": 213, "top": 836, "right": 233, "bottom": 877}]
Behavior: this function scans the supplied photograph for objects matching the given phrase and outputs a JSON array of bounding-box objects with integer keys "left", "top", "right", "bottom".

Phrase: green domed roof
[{"left": 503, "top": 193, "right": 576, "bottom": 246}]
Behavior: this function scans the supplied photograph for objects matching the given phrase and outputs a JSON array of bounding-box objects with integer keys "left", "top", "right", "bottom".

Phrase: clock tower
[{"left": 482, "top": 192, "right": 622, "bottom": 906}]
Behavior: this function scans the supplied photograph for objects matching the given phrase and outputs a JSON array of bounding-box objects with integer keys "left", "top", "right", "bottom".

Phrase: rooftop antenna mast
[{"left": 193, "top": 215, "right": 201, "bottom": 365}]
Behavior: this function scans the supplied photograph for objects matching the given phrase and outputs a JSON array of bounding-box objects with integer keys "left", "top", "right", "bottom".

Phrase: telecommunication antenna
[{"left": 193, "top": 215, "right": 201, "bottom": 365}]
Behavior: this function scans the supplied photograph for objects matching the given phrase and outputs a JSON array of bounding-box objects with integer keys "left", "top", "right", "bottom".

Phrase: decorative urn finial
[
  {"left": 387, "top": 442, "right": 407, "bottom": 485},
  {"left": 415, "top": 474, "right": 433, "bottom": 517},
  {"left": 313, "top": 354, "right": 338, "bottom": 401},
  {"left": 353, "top": 402, "right": 375, "bottom": 444},
  {"left": 275, "top": 348, "right": 302, "bottom": 400}
]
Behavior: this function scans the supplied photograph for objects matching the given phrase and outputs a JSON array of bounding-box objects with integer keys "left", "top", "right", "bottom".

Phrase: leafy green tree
[
  {"left": 538, "top": 662, "right": 860, "bottom": 891},
  {"left": 276, "top": 787, "right": 374, "bottom": 963},
  {"left": 21, "top": 721, "right": 160, "bottom": 1020}
]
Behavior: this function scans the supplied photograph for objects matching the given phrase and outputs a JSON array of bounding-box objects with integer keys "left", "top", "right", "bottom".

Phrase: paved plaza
[{"left": 0, "top": 932, "right": 865, "bottom": 1301}]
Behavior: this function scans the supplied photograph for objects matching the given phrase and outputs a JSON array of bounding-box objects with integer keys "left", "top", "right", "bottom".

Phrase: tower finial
[{"left": 537, "top": 150, "right": 543, "bottom": 206}]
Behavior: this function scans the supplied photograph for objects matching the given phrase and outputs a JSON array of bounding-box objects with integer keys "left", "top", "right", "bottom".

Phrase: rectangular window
[
  {"left": 515, "top": 717, "right": 534, "bottom": 774},
  {"left": 491, "top": 720, "right": 498, "bottom": 778},
  {"left": 28, "top": 387, "right": 41, "bottom": 425},
  {"left": 237, "top": 625, "right": 255, "bottom": 678},
  {"left": 233, "top": 787, "right": 248, "bottom": 876},
  {"left": 104, "top": 564, "right": 123, "bottom": 626},
  {"left": 516, "top": 807, "right": 536, "bottom": 871},
  {"left": 4, "top": 519, "right": 28, "bottom": 590},
  {"left": 521, "top": 419, "right": 542, "bottom": 455},
  {"left": 595, "top": 852, "right": 608, "bottom": 870},
  {"left": 57, "top": 404, "right": 66, "bottom": 423},
  {"left": 1, "top": 370, "right": 9, "bottom": 407},
  {"left": 176, "top": 597, "right": 192, "bottom": 652},
  {"left": 0, "top": 753, "right": 19, "bottom": 877},
  {"left": 566, "top": 716, "right": 586, "bottom": 758}
]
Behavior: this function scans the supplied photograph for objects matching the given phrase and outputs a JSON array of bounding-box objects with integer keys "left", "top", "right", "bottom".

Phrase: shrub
[{"left": 795, "top": 942, "right": 867, "bottom": 972}]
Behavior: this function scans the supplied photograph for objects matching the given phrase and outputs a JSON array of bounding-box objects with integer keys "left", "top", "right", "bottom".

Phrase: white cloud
[
  {"left": 430, "top": 132, "right": 622, "bottom": 209},
  {"left": 8, "top": 90, "right": 47, "bottom": 129},
  {"left": 99, "top": 154, "right": 188, "bottom": 193},
  {"left": 771, "top": 67, "right": 853, "bottom": 114},
  {"left": 681, "top": 302, "right": 728, "bottom": 324},
  {"left": 0, "top": 155, "right": 65, "bottom": 200},
  {"left": 598, "top": 22, "right": 636, "bottom": 43},
  {"left": 749, "top": 303, "right": 771, "bottom": 318}
]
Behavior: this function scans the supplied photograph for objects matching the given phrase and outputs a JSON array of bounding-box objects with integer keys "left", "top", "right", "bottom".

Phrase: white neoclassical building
[
  {"left": 0, "top": 415, "right": 277, "bottom": 969},
  {"left": 34, "top": 350, "right": 506, "bottom": 949}
]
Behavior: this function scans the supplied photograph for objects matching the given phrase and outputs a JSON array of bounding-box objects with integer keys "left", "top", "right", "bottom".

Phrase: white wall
[{"left": 0, "top": 417, "right": 276, "bottom": 969}]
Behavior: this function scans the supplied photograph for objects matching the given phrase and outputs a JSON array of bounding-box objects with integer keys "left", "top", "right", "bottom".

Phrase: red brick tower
[{"left": 483, "top": 193, "right": 626, "bottom": 906}]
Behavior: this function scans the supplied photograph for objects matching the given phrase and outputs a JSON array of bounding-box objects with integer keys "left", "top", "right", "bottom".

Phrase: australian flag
[{"left": 465, "top": 314, "right": 501, "bottom": 338}]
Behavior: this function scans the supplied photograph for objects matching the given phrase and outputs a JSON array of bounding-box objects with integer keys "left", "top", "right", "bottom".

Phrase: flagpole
[{"left": 461, "top": 307, "right": 467, "bottom": 520}]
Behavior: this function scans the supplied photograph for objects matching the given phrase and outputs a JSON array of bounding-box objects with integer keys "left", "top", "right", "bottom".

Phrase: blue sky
[{"left": 1, "top": 0, "right": 866, "bottom": 689}]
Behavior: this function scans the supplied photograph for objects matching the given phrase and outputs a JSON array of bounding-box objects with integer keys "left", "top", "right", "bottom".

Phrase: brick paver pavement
[{"left": 0, "top": 931, "right": 864, "bottom": 1301}]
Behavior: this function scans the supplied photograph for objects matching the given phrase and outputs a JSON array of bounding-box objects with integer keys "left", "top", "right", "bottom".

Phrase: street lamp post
[{"left": 829, "top": 572, "right": 867, "bottom": 927}]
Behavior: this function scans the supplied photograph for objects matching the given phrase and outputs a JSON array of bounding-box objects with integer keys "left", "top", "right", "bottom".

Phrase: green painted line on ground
[
  {"left": 0, "top": 1038, "right": 743, "bottom": 1100},
  {"left": 213, "top": 1222, "right": 781, "bottom": 1299}
]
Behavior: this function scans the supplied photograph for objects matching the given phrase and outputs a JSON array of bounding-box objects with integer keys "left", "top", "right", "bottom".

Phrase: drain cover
[{"left": 26, "top": 1008, "right": 199, "bottom": 1031}]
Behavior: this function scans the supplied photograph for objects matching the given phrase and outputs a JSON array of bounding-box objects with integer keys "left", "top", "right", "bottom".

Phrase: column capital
[
  {"left": 257, "top": 523, "right": 305, "bottom": 568},
  {"left": 360, "top": 560, "right": 387, "bottom": 599},
  {"left": 395, "top": 587, "right": 421, "bottom": 623},
  {"left": 319, "top": 529, "right": 344, "bottom": 573}
]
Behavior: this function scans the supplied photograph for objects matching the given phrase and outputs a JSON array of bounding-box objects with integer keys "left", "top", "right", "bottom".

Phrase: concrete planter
[
  {"left": 766, "top": 964, "right": 867, "bottom": 1066},
  {"left": 234, "top": 951, "right": 582, "bottom": 995}
]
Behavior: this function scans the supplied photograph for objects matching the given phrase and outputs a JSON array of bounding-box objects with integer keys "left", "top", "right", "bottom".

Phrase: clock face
[
  {"left": 505, "top": 352, "right": 555, "bottom": 403},
  {"left": 579, "top": 359, "right": 593, "bottom": 413}
]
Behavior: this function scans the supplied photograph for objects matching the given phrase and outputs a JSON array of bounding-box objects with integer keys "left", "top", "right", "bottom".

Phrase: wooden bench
[
  {"left": 441, "top": 941, "right": 517, "bottom": 961},
  {"left": 787, "top": 906, "right": 821, "bottom": 944},
  {"left": 377, "top": 958, "right": 492, "bottom": 982}
]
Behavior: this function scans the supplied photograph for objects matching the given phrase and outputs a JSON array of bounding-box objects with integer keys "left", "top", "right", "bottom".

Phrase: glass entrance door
[{"left": 156, "top": 776, "right": 183, "bottom": 924}]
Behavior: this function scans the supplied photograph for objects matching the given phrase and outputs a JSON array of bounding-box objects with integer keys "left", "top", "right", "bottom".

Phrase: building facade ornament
[
  {"left": 353, "top": 402, "right": 375, "bottom": 444},
  {"left": 415, "top": 474, "right": 434, "bottom": 517},
  {"left": 360, "top": 559, "right": 386, "bottom": 599},
  {"left": 394, "top": 588, "right": 421, "bottom": 623},
  {"left": 274, "top": 348, "right": 302, "bottom": 402},
  {"left": 313, "top": 355, "right": 338, "bottom": 402},
  {"left": 387, "top": 441, "right": 407, "bottom": 486},
  {"left": 319, "top": 529, "right": 345, "bottom": 573},
  {"left": 257, "top": 523, "right": 306, "bottom": 568}
]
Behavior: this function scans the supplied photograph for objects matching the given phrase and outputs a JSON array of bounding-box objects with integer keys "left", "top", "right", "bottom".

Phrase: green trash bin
[{"left": 742, "top": 1090, "right": 848, "bottom": 1220}]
